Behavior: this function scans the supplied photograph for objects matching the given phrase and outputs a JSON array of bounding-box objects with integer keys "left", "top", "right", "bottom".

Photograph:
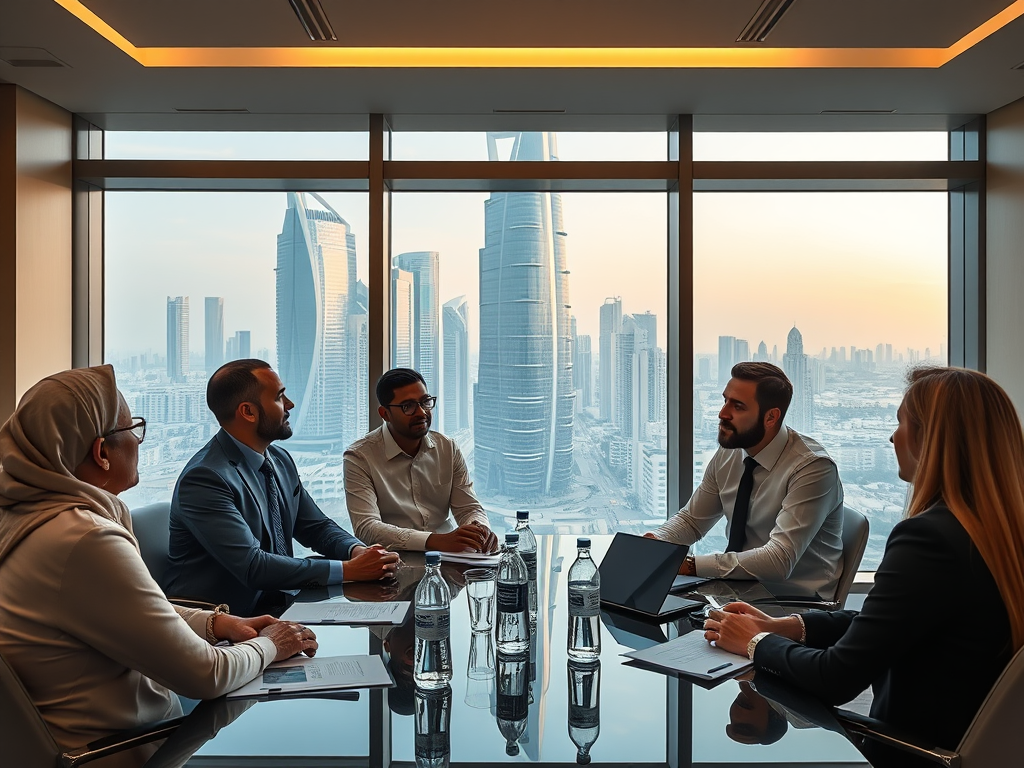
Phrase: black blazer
[
  {"left": 162, "top": 430, "right": 363, "bottom": 614},
  {"left": 754, "top": 505, "right": 1012, "bottom": 765}
]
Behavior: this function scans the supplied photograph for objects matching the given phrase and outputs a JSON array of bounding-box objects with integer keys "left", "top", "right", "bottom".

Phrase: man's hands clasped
[
  {"left": 426, "top": 522, "right": 498, "bottom": 554},
  {"left": 346, "top": 544, "right": 402, "bottom": 581}
]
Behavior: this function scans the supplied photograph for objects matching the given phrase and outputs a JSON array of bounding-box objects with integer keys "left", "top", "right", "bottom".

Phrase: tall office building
[
  {"left": 633, "top": 311, "right": 657, "bottom": 353},
  {"left": 718, "top": 335, "right": 737, "bottom": 383},
  {"left": 575, "top": 334, "right": 593, "bottom": 408},
  {"left": 754, "top": 340, "right": 769, "bottom": 362},
  {"left": 204, "top": 297, "right": 224, "bottom": 374},
  {"left": 166, "top": 296, "right": 189, "bottom": 382},
  {"left": 475, "top": 131, "right": 574, "bottom": 500},
  {"left": 226, "top": 330, "right": 250, "bottom": 361},
  {"left": 394, "top": 251, "right": 440, "bottom": 396},
  {"left": 783, "top": 325, "right": 814, "bottom": 432},
  {"left": 276, "top": 191, "right": 360, "bottom": 450},
  {"left": 442, "top": 295, "right": 470, "bottom": 433},
  {"left": 599, "top": 297, "right": 622, "bottom": 421},
  {"left": 391, "top": 267, "right": 415, "bottom": 369},
  {"left": 735, "top": 339, "right": 750, "bottom": 364}
]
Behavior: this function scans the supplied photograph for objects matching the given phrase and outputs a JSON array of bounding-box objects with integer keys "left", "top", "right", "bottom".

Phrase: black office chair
[
  {"left": 131, "top": 501, "right": 216, "bottom": 610},
  {"left": 0, "top": 649, "right": 182, "bottom": 768},
  {"left": 834, "top": 644, "right": 1024, "bottom": 768}
]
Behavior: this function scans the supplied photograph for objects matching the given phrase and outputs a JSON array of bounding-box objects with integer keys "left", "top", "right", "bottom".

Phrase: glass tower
[{"left": 475, "top": 132, "right": 574, "bottom": 500}]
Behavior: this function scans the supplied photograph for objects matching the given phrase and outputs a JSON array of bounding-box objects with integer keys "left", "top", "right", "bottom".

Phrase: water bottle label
[
  {"left": 521, "top": 552, "right": 538, "bottom": 581},
  {"left": 568, "top": 589, "right": 600, "bottom": 617},
  {"left": 569, "top": 705, "right": 600, "bottom": 729},
  {"left": 415, "top": 608, "right": 450, "bottom": 641},
  {"left": 497, "top": 581, "right": 527, "bottom": 613}
]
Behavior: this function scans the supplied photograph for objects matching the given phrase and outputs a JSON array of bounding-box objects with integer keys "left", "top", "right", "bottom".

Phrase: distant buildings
[
  {"left": 442, "top": 296, "right": 469, "bottom": 433},
  {"left": 475, "top": 131, "right": 574, "bottom": 500},
  {"left": 391, "top": 267, "right": 415, "bottom": 369},
  {"left": 718, "top": 335, "right": 736, "bottom": 383},
  {"left": 204, "top": 297, "right": 223, "bottom": 374},
  {"left": 783, "top": 325, "right": 814, "bottom": 432},
  {"left": 394, "top": 251, "right": 440, "bottom": 397},
  {"left": 599, "top": 298, "right": 622, "bottom": 421},
  {"left": 226, "top": 330, "right": 250, "bottom": 361},
  {"left": 276, "top": 191, "right": 365, "bottom": 450},
  {"left": 166, "top": 296, "right": 189, "bottom": 382}
]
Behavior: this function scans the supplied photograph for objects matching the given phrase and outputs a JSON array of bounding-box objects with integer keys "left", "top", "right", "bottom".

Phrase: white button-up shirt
[
  {"left": 343, "top": 425, "right": 488, "bottom": 550},
  {"left": 655, "top": 426, "right": 845, "bottom": 598}
]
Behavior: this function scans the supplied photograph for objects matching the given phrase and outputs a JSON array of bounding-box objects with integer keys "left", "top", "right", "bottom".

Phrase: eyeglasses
[
  {"left": 105, "top": 417, "right": 147, "bottom": 444},
  {"left": 384, "top": 396, "right": 437, "bottom": 416}
]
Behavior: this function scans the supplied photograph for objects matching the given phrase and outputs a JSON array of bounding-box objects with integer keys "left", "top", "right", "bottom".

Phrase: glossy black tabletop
[{"left": 144, "top": 535, "right": 868, "bottom": 767}]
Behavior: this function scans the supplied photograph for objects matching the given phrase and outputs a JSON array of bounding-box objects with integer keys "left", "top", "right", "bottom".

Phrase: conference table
[{"left": 143, "top": 535, "right": 870, "bottom": 768}]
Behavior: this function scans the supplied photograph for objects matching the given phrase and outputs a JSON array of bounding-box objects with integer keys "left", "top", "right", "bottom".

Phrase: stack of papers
[
  {"left": 279, "top": 600, "right": 410, "bottom": 625},
  {"left": 228, "top": 655, "right": 392, "bottom": 699},
  {"left": 440, "top": 551, "right": 500, "bottom": 566},
  {"left": 623, "top": 631, "right": 753, "bottom": 680}
]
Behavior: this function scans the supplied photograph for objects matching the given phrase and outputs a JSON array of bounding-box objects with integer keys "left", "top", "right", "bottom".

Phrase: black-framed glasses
[
  {"left": 105, "top": 417, "right": 147, "bottom": 444},
  {"left": 384, "top": 396, "right": 437, "bottom": 416}
]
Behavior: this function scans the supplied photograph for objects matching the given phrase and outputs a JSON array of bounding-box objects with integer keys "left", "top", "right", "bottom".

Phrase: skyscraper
[
  {"left": 575, "top": 334, "right": 593, "bottom": 408},
  {"left": 226, "top": 330, "right": 250, "bottom": 361},
  {"left": 735, "top": 339, "right": 750, "bottom": 364},
  {"left": 754, "top": 340, "right": 769, "bottom": 362},
  {"left": 718, "top": 336, "right": 737, "bottom": 384},
  {"left": 391, "top": 267, "right": 415, "bottom": 369},
  {"left": 632, "top": 311, "right": 657, "bottom": 353},
  {"left": 599, "top": 297, "right": 622, "bottom": 421},
  {"left": 394, "top": 251, "right": 440, "bottom": 396},
  {"left": 276, "top": 191, "right": 360, "bottom": 450},
  {"left": 204, "top": 297, "right": 224, "bottom": 374},
  {"left": 166, "top": 296, "right": 189, "bottom": 382},
  {"left": 475, "top": 131, "right": 574, "bottom": 500},
  {"left": 783, "top": 325, "right": 814, "bottom": 432},
  {"left": 442, "top": 295, "right": 470, "bottom": 433}
]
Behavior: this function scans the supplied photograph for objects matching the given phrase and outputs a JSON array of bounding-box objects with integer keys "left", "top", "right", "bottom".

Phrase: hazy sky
[{"left": 105, "top": 131, "right": 948, "bottom": 363}]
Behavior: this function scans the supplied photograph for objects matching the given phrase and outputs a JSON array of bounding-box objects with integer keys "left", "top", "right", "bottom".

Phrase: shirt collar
[
  {"left": 224, "top": 429, "right": 267, "bottom": 473},
  {"left": 381, "top": 423, "right": 435, "bottom": 459},
  {"left": 743, "top": 425, "right": 790, "bottom": 472}
]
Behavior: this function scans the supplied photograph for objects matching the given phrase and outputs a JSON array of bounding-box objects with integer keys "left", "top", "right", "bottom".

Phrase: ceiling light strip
[{"left": 50, "top": 0, "right": 1024, "bottom": 69}]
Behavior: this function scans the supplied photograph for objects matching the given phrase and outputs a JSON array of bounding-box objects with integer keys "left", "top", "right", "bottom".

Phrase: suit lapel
[{"left": 214, "top": 430, "right": 273, "bottom": 540}]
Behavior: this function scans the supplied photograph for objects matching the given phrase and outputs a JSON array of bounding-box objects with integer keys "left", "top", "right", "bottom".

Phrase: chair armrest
[
  {"left": 833, "top": 708, "right": 961, "bottom": 768},
  {"left": 59, "top": 717, "right": 185, "bottom": 767}
]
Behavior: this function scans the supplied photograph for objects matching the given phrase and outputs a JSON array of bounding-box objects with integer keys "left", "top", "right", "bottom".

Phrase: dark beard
[
  {"left": 718, "top": 418, "right": 766, "bottom": 450},
  {"left": 255, "top": 403, "right": 293, "bottom": 442}
]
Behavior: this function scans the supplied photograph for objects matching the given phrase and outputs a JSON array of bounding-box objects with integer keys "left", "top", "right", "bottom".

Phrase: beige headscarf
[{"left": 0, "top": 364, "right": 132, "bottom": 564}]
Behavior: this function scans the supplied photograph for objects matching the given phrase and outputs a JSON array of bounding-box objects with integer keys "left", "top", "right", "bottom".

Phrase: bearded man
[
  {"left": 646, "top": 362, "right": 844, "bottom": 599},
  {"left": 163, "top": 360, "right": 399, "bottom": 614}
]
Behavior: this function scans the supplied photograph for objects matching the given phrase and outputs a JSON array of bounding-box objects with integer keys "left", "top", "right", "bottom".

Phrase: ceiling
[{"left": 3, "top": 0, "right": 1024, "bottom": 130}]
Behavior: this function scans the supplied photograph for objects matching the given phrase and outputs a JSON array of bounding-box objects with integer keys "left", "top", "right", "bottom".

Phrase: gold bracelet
[{"left": 205, "top": 604, "right": 231, "bottom": 644}]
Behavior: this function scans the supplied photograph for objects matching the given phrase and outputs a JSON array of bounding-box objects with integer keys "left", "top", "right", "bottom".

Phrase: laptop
[{"left": 597, "top": 533, "right": 704, "bottom": 621}]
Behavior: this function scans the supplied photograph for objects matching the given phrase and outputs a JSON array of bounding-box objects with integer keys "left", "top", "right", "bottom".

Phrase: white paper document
[
  {"left": 279, "top": 600, "right": 410, "bottom": 625},
  {"left": 622, "top": 631, "right": 753, "bottom": 680},
  {"left": 228, "top": 655, "right": 393, "bottom": 699},
  {"left": 440, "top": 552, "right": 500, "bottom": 566}
]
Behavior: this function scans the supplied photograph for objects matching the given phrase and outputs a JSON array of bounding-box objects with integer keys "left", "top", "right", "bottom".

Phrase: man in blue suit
[{"left": 162, "top": 359, "right": 400, "bottom": 614}]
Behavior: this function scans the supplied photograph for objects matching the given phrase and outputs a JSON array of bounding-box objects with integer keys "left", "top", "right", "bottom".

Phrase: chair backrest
[
  {"left": 958, "top": 643, "right": 1024, "bottom": 767},
  {"left": 834, "top": 505, "right": 869, "bottom": 608},
  {"left": 0, "top": 650, "right": 61, "bottom": 768},
  {"left": 131, "top": 501, "right": 172, "bottom": 586}
]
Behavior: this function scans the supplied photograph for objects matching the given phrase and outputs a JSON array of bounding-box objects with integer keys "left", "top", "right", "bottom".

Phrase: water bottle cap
[
  {"left": 505, "top": 532, "right": 520, "bottom": 545},
  {"left": 577, "top": 754, "right": 592, "bottom": 765},
  {"left": 424, "top": 551, "right": 441, "bottom": 565},
  {"left": 577, "top": 537, "right": 591, "bottom": 548},
  {"left": 516, "top": 510, "right": 529, "bottom": 521}
]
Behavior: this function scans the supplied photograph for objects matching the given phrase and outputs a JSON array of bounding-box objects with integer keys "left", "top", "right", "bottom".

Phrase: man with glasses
[
  {"left": 344, "top": 368, "right": 498, "bottom": 553},
  {"left": 162, "top": 360, "right": 400, "bottom": 615}
]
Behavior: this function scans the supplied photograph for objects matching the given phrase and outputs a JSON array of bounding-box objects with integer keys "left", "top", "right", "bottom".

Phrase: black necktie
[
  {"left": 727, "top": 456, "right": 758, "bottom": 553},
  {"left": 258, "top": 457, "right": 289, "bottom": 556}
]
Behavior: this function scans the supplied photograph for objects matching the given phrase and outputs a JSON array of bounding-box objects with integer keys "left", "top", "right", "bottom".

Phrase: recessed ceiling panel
[{"left": 79, "top": 0, "right": 1014, "bottom": 49}]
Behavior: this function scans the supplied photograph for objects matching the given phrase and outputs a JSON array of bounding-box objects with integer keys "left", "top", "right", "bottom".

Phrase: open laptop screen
[{"left": 598, "top": 533, "right": 688, "bottom": 613}]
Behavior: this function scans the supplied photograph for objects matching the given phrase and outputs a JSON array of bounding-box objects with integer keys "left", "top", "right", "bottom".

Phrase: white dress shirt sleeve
[
  {"left": 692, "top": 457, "right": 841, "bottom": 581},
  {"left": 343, "top": 451, "right": 431, "bottom": 551},
  {"left": 653, "top": 452, "right": 726, "bottom": 546}
]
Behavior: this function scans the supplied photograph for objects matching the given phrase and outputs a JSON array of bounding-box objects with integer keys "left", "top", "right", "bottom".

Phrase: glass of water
[{"left": 465, "top": 567, "right": 496, "bottom": 632}]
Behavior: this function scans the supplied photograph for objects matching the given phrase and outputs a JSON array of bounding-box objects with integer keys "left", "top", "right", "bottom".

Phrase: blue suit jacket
[{"left": 162, "top": 430, "right": 363, "bottom": 614}]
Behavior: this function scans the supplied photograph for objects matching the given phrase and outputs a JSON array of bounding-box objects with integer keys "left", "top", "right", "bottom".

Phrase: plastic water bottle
[
  {"left": 414, "top": 551, "right": 453, "bottom": 689},
  {"left": 515, "top": 510, "right": 539, "bottom": 630},
  {"left": 567, "top": 660, "right": 601, "bottom": 765},
  {"left": 414, "top": 684, "right": 452, "bottom": 768},
  {"left": 567, "top": 537, "right": 601, "bottom": 661},
  {"left": 496, "top": 532, "right": 529, "bottom": 654},
  {"left": 496, "top": 651, "right": 529, "bottom": 756}
]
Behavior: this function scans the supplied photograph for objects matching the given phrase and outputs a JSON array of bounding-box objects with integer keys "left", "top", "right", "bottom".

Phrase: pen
[{"left": 706, "top": 662, "right": 733, "bottom": 674}]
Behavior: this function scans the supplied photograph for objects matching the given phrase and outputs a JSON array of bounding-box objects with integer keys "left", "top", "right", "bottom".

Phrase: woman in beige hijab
[{"left": 0, "top": 365, "right": 319, "bottom": 766}]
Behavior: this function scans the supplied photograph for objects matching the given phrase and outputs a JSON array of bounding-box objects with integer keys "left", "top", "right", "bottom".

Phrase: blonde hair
[{"left": 903, "top": 367, "right": 1024, "bottom": 650}]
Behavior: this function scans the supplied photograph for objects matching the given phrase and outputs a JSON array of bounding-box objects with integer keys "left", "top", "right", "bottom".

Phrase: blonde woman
[
  {"left": 0, "top": 366, "right": 319, "bottom": 767},
  {"left": 704, "top": 367, "right": 1024, "bottom": 766}
]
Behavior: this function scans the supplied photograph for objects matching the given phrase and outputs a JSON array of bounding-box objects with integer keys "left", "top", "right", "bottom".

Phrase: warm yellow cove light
[{"left": 53, "top": 0, "right": 1024, "bottom": 68}]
